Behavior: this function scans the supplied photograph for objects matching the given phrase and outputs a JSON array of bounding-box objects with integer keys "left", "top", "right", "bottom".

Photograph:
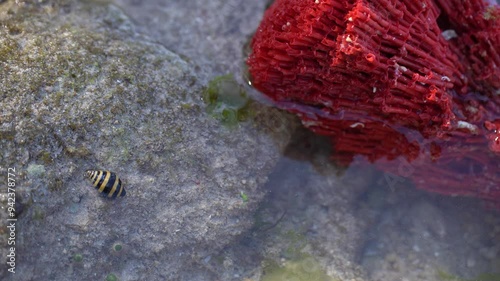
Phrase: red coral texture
[{"left": 248, "top": 0, "right": 500, "bottom": 206}]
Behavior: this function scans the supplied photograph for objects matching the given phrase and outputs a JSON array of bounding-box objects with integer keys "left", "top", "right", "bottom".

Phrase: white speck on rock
[{"left": 457, "top": 121, "right": 479, "bottom": 134}]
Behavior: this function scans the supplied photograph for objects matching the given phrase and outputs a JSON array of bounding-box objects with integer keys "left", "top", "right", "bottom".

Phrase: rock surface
[
  {"left": 1, "top": 0, "right": 499, "bottom": 280},
  {"left": 113, "top": 0, "right": 270, "bottom": 85},
  {"left": 0, "top": 0, "right": 291, "bottom": 279},
  {"left": 109, "top": 0, "right": 500, "bottom": 280}
]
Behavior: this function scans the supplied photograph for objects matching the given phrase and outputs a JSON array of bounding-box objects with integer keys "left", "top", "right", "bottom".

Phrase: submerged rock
[
  {"left": 0, "top": 0, "right": 291, "bottom": 279},
  {"left": 246, "top": 0, "right": 500, "bottom": 207}
]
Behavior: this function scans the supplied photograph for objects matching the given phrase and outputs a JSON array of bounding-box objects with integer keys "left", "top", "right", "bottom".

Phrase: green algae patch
[
  {"left": 260, "top": 228, "right": 341, "bottom": 281},
  {"left": 437, "top": 269, "right": 500, "bottom": 281},
  {"left": 282, "top": 230, "right": 307, "bottom": 259},
  {"left": 240, "top": 191, "right": 249, "bottom": 202},
  {"left": 113, "top": 243, "right": 123, "bottom": 252},
  {"left": 73, "top": 253, "right": 83, "bottom": 263},
  {"left": 203, "top": 74, "right": 252, "bottom": 127},
  {"left": 37, "top": 151, "right": 53, "bottom": 164},
  {"left": 27, "top": 164, "right": 46, "bottom": 178},
  {"left": 105, "top": 273, "right": 118, "bottom": 281},
  {"left": 262, "top": 255, "right": 339, "bottom": 281}
]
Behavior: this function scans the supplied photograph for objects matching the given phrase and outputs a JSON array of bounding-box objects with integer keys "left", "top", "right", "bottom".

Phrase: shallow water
[
  {"left": 1, "top": 0, "right": 499, "bottom": 280},
  {"left": 108, "top": 0, "right": 500, "bottom": 280}
]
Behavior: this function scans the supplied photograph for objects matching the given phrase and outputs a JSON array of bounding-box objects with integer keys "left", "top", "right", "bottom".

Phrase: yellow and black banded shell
[{"left": 85, "top": 170, "right": 126, "bottom": 198}]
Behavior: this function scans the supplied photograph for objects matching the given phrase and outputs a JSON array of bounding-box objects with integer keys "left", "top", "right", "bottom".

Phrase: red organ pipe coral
[{"left": 247, "top": 0, "right": 500, "bottom": 206}]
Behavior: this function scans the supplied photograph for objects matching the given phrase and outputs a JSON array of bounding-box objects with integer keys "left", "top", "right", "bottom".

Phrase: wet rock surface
[
  {"left": 113, "top": 0, "right": 270, "bottom": 85},
  {"left": 358, "top": 182, "right": 500, "bottom": 281},
  {"left": 0, "top": 0, "right": 290, "bottom": 279},
  {"left": 1, "top": 0, "right": 499, "bottom": 280},
  {"left": 98, "top": 0, "right": 500, "bottom": 280}
]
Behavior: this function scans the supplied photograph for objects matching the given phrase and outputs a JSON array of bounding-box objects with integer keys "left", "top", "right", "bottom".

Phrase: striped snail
[{"left": 85, "top": 170, "right": 126, "bottom": 198}]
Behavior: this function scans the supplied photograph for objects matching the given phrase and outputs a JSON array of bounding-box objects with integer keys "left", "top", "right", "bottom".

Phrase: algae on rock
[{"left": 0, "top": 0, "right": 291, "bottom": 279}]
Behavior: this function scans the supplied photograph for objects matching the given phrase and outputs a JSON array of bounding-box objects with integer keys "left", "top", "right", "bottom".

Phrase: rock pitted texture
[{"left": 0, "top": 0, "right": 290, "bottom": 279}]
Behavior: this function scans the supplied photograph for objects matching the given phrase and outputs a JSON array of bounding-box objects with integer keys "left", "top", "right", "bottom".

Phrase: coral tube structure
[{"left": 248, "top": 0, "right": 500, "bottom": 206}]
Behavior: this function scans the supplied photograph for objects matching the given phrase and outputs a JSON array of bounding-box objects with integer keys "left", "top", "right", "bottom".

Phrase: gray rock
[
  {"left": 199, "top": 157, "right": 371, "bottom": 281},
  {"left": 113, "top": 0, "right": 270, "bottom": 85},
  {"left": 0, "top": 0, "right": 292, "bottom": 279},
  {"left": 107, "top": 0, "right": 500, "bottom": 280},
  {"left": 359, "top": 192, "right": 500, "bottom": 281}
]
